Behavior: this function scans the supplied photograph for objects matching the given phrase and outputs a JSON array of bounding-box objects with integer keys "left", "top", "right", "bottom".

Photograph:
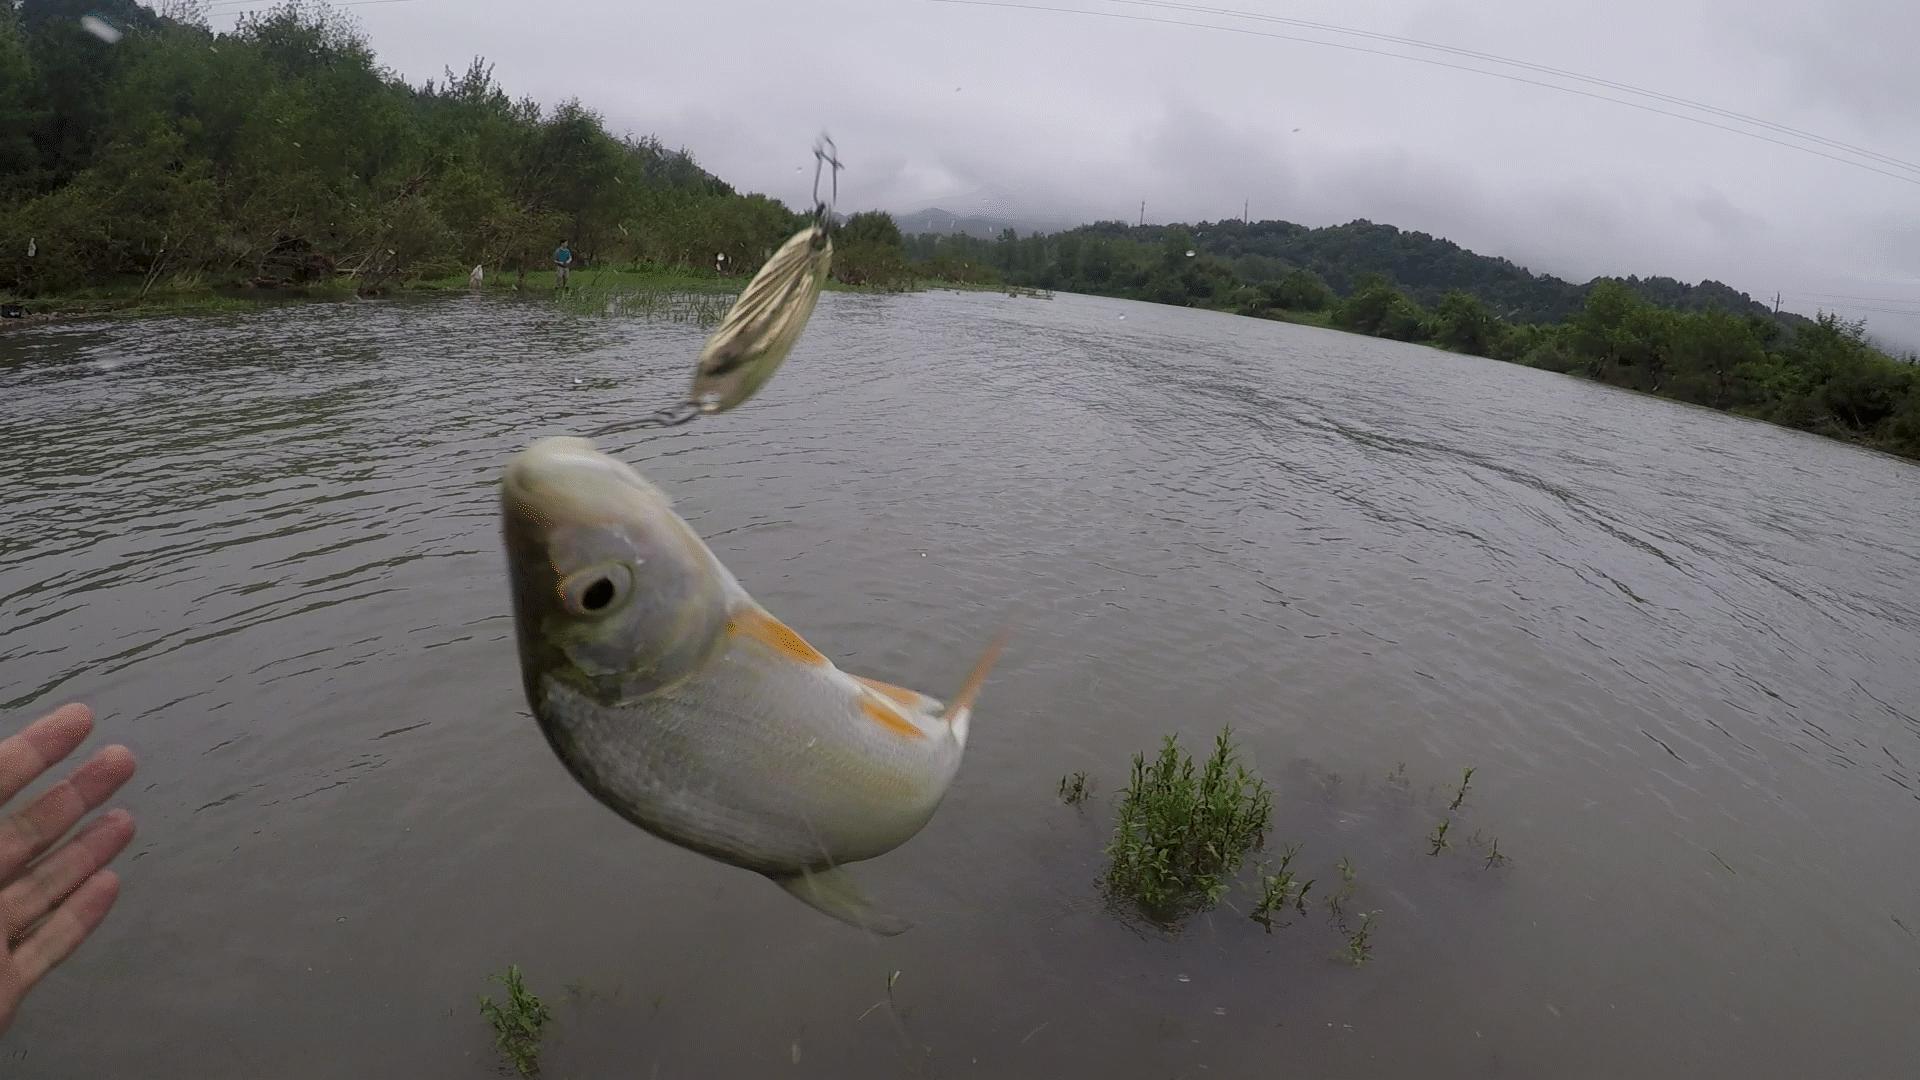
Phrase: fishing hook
[
  {"left": 587, "top": 400, "right": 701, "bottom": 440},
  {"left": 812, "top": 133, "right": 843, "bottom": 227}
]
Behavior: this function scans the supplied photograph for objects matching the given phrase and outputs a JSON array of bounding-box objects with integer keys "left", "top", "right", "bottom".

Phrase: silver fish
[{"left": 500, "top": 436, "right": 1005, "bottom": 934}]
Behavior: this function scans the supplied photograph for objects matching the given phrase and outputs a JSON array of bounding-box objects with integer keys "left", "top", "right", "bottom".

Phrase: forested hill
[
  {"left": 1198, "top": 218, "right": 1802, "bottom": 328},
  {"left": 0, "top": 0, "right": 805, "bottom": 294},
  {"left": 912, "top": 218, "right": 1806, "bottom": 330}
]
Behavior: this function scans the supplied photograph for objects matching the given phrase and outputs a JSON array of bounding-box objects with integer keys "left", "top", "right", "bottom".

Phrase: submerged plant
[
  {"left": 1428, "top": 819, "right": 1452, "bottom": 856},
  {"left": 1449, "top": 766, "right": 1476, "bottom": 811},
  {"left": 1326, "top": 855, "right": 1358, "bottom": 922},
  {"left": 1385, "top": 762, "right": 1410, "bottom": 792},
  {"left": 1481, "top": 836, "right": 1509, "bottom": 868},
  {"left": 1058, "top": 771, "right": 1092, "bottom": 805},
  {"left": 1104, "top": 727, "right": 1273, "bottom": 921},
  {"left": 479, "top": 965, "right": 553, "bottom": 1078},
  {"left": 1340, "top": 911, "right": 1381, "bottom": 967},
  {"left": 1250, "top": 843, "right": 1304, "bottom": 931}
]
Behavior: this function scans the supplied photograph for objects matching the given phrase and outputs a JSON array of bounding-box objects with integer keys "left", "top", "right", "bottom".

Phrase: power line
[
  {"left": 1107, "top": 0, "right": 1920, "bottom": 179},
  {"left": 927, "top": 0, "right": 1920, "bottom": 189},
  {"left": 1781, "top": 297, "right": 1920, "bottom": 318},
  {"left": 1788, "top": 290, "right": 1920, "bottom": 306}
]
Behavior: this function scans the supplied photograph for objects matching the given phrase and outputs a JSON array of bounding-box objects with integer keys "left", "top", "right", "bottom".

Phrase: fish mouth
[{"left": 502, "top": 436, "right": 670, "bottom": 527}]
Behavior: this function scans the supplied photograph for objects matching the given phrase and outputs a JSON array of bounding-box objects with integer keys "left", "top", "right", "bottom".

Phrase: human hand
[{"left": 0, "top": 703, "right": 136, "bottom": 1037}]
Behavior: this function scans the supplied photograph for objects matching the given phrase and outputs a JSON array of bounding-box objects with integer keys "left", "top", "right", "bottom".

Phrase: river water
[{"left": 2, "top": 290, "right": 1917, "bottom": 1078}]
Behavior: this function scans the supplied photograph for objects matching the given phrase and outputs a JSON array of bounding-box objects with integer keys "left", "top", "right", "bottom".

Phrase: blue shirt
[{"left": 554, "top": 246, "right": 572, "bottom": 265}]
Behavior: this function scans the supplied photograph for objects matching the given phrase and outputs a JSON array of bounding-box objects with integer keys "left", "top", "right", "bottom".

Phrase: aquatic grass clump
[
  {"left": 555, "top": 285, "right": 737, "bottom": 326},
  {"left": 1104, "top": 727, "right": 1273, "bottom": 921},
  {"left": 479, "top": 964, "right": 553, "bottom": 1077}
]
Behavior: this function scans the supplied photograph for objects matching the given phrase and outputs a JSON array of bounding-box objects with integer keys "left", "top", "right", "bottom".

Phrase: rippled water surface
[{"left": 3, "top": 291, "right": 1918, "bottom": 1078}]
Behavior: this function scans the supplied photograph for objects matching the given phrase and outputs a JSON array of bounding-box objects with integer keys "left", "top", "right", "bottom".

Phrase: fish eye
[
  {"left": 558, "top": 563, "right": 632, "bottom": 617},
  {"left": 582, "top": 578, "right": 614, "bottom": 610}
]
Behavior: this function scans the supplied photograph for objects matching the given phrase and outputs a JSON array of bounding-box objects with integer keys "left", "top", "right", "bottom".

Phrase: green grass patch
[
  {"left": 478, "top": 964, "right": 552, "bottom": 1078},
  {"left": 413, "top": 263, "right": 745, "bottom": 296},
  {"left": 1104, "top": 727, "right": 1273, "bottom": 921},
  {"left": 2, "top": 276, "right": 358, "bottom": 320}
]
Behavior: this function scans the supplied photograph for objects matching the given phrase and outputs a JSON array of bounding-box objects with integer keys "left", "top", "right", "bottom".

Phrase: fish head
[{"left": 501, "top": 436, "right": 732, "bottom": 705}]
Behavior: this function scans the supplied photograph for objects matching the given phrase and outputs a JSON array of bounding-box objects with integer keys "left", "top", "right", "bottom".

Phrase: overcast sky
[{"left": 208, "top": 0, "right": 1920, "bottom": 347}]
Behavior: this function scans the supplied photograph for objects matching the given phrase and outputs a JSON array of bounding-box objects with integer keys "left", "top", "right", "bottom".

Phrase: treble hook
[{"left": 812, "top": 134, "right": 843, "bottom": 227}]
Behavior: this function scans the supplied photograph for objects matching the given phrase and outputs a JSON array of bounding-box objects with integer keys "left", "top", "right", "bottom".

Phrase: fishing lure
[{"left": 595, "top": 136, "right": 842, "bottom": 435}]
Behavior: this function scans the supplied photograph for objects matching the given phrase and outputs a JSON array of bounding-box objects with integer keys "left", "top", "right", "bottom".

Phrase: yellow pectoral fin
[{"left": 727, "top": 604, "right": 829, "bottom": 666}]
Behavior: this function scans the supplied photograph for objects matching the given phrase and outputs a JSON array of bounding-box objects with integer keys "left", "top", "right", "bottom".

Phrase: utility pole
[
  {"left": 1139, "top": 200, "right": 1145, "bottom": 227},
  {"left": 1243, "top": 197, "right": 1249, "bottom": 223},
  {"left": 1774, "top": 291, "right": 1781, "bottom": 314}
]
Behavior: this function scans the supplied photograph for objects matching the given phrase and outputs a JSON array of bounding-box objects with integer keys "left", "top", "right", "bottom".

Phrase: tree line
[
  {"left": 902, "top": 223, "right": 1920, "bottom": 461},
  {"left": 0, "top": 0, "right": 816, "bottom": 295}
]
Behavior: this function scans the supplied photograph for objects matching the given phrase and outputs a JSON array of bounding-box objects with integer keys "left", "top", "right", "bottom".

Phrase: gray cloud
[{"left": 254, "top": 0, "right": 1920, "bottom": 347}]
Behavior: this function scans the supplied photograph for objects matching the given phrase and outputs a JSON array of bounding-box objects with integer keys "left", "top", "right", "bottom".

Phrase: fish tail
[
  {"left": 941, "top": 621, "right": 1012, "bottom": 748},
  {"left": 770, "top": 868, "right": 912, "bottom": 936}
]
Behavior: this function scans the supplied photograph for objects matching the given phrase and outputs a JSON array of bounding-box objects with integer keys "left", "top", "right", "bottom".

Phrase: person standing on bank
[{"left": 553, "top": 240, "right": 574, "bottom": 288}]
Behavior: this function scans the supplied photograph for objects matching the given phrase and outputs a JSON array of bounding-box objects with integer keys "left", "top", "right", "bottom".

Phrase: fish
[{"left": 500, "top": 435, "right": 1006, "bottom": 935}]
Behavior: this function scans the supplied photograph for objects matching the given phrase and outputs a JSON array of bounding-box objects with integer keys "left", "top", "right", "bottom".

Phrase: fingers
[
  {"left": 1, "top": 809, "right": 135, "bottom": 941},
  {"left": 8, "top": 870, "right": 121, "bottom": 989},
  {"left": 0, "top": 743, "right": 137, "bottom": 881},
  {"left": 0, "top": 704, "right": 94, "bottom": 806}
]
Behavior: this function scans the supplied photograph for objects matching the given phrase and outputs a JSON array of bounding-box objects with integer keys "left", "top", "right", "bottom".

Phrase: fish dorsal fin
[{"left": 940, "top": 624, "right": 1012, "bottom": 748}]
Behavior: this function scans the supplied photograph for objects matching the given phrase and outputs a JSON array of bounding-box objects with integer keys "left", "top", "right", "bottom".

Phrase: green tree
[
  {"left": 832, "top": 210, "right": 912, "bottom": 288},
  {"left": 1263, "top": 267, "right": 1334, "bottom": 311},
  {"left": 1335, "top": 274, "right": 1425, "bottom": 341},
  {"left": 1429, "top": 290, "right": 1500, "bottom": 354},
  {"left": 1664, "top": 311, "right": 1764, "bottom": 408}
]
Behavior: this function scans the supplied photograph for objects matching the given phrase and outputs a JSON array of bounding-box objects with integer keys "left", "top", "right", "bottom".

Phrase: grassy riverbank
[{"left": 0, "top": 262, "right": 994, "bottom": 327}]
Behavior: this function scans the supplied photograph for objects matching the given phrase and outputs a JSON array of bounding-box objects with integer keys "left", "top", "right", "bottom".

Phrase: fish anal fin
[
  {"left": 771, "top": 868, "right": 913, "bottom": 936},
  {"left": 854, "top": 675, "right": 940, "bottom": 713},
  {"left": 858, "top": 693, "right": 928, "bottom": 740}
]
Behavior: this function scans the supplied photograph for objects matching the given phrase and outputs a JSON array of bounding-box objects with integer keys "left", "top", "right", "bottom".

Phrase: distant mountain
[{"left": 891, "top": 206, "right": 1071, "bottom": 241}]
